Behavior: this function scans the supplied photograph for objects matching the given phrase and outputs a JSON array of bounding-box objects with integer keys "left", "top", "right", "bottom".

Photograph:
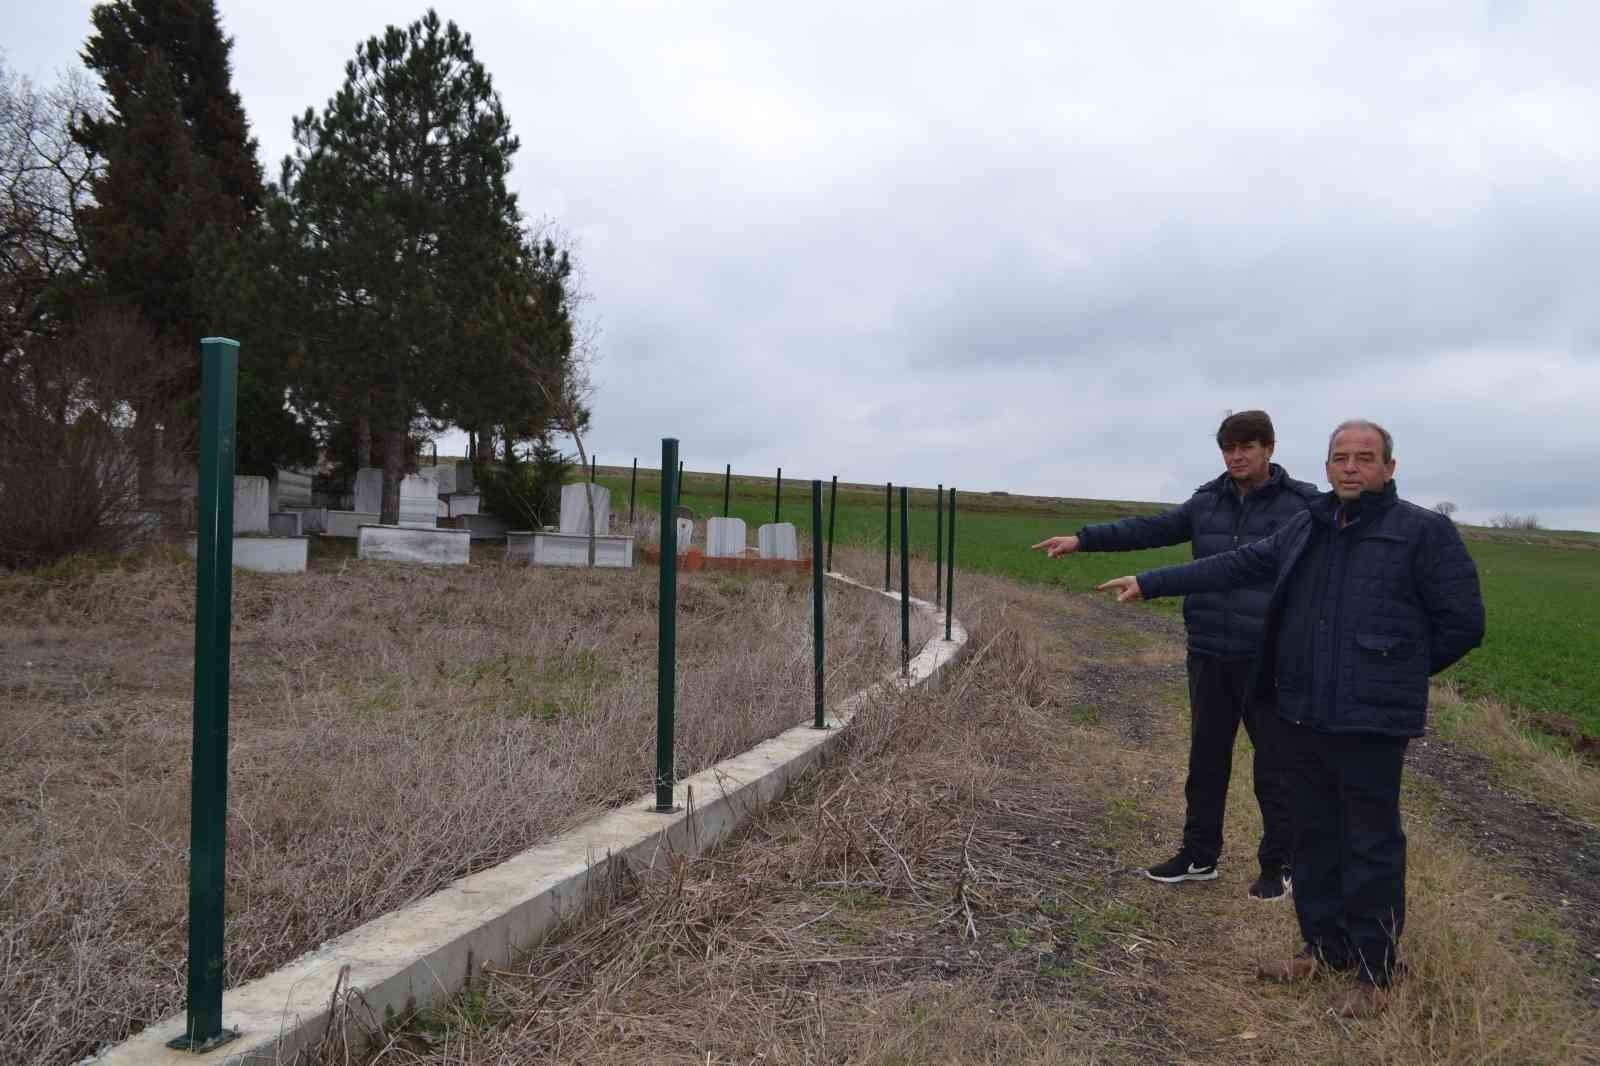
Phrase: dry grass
[
  {"left": 358, "top": 555, "right": 1599, "bottom": 1065},
  {"left": 1427, "top": 683, "right": 1600, "bottom": 829},
  {"left": 0, "top": 544, "right": 910, "bottom": 1065}
]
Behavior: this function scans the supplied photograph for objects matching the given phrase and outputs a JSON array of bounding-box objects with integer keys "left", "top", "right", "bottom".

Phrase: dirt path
[
  {"left": 358, "top": 575, "right": 1599, "bottom": 1065},
  {"left": 1062, "top": 592, "right": 1600, "bottom": 996}
]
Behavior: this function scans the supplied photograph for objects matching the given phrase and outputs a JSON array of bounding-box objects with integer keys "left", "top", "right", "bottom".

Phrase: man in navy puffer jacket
[
  {"left": 1033, "top": 410, "right": 1317, "bottom": 900},
  {"left": 1097, "top": 420, "right": 1485, "bottom": 1017}
]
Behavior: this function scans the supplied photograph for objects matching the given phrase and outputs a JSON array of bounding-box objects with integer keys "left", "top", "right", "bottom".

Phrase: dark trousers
[
  {"left": 1280, "top": 719, "right": 1409, "bottom": 986},
  {"left": 1181, "top": 654, "right": 1293, "bottom": 872}
]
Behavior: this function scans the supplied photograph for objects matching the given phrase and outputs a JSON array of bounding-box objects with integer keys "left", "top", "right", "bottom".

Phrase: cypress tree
[{"left": 76, "top": 0, "right": 313, "bottom": 474}]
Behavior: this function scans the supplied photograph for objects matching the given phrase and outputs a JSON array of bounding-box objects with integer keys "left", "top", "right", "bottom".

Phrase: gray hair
[{"left": 1327, "top": 419, "right": 1394, "bottom": 463}]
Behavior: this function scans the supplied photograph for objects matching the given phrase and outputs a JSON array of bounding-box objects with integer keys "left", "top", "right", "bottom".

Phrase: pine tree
[{"left": 281, "top": 9, "right": 525, "bottom": 522}]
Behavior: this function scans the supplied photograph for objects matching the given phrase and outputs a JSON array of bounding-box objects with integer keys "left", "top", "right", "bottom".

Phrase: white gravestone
[
  {"left": 353, "top": 468, "right": 384, "bottom": 514},
  {"left": 398, "top": 474, "right": 438, "bottom": 527},
  {"left": 272, "top": 467, "right": 314, "bottom": 511},
  {"left": 676, "top": 517, "right": 695, "bottom": 553},
  {"left": 233, "top": 476, "right": 270, "bottom": 535},
  {"left": 268, "top": 512, "right": 302, "bottom": 537},
  {"left": 757, "top": 522, "right": 798, "bottom": 561},
  {"left": 420, "top": 464, "right": 457, "bottom": 495},
  {"left": 559, "top": 483, "right": 611, "bottom": 535},
  {"left": 705, "top": 516, "right": 746, "bottom": 558},
  {"left": 447, "top": 493, "right": 480, "bottom": 517},
  {"left": 454, "top": 464, "right": 475, "bottom": 494}
]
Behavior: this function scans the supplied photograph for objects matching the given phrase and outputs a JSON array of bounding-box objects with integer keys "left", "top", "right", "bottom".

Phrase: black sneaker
[
  {"left": 1144, "top": 850, "right": 1218, "bottom": 883},
  {"left": 1249, "top": 868, "right": 1293, "bottom": 901}
]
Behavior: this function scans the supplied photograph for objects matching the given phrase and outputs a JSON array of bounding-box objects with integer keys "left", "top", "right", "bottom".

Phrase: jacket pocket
[{"left": 1353, "top": 631, "right": 1428, "bottom": 727}]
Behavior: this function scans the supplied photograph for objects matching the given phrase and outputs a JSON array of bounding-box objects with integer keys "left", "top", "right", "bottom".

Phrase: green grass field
[
  {"left": 595, "top": 467, "right": 1600, "bottom": 732},
  {"left": 1443, "top": 539, "right": 1600, "bottom": 728}
]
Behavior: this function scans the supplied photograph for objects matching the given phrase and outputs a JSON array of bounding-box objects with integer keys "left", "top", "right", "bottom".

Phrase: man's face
[
  {"left": 1326, "top": 427, "right": 1395, "bottom": 501},
  {"left": 1221, "top": 439, "right": 1273, "bottom": 484}
]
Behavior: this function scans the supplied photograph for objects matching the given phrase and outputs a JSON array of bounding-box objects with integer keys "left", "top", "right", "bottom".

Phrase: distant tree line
[{"left": 2, "top": 3, "right": 589, "bottom": 564}]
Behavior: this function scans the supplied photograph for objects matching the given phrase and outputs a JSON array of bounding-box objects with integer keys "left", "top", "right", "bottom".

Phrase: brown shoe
[
  {"left": 1256, "top": 954, "right": 1318, "bottom": 983},
  {"left": 1331, "top": 983, "right": 1390, "bottom": 1019}
]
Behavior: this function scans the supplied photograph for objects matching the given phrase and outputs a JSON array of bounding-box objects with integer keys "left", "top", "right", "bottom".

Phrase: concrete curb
[{"left": 86, "top": 572, "right": 968, "bottom": 1065}]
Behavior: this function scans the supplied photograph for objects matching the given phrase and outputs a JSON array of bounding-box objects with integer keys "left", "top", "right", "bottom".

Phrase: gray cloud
[{"left": 11, "top": 0, "right": 1600, "bottom": 529}]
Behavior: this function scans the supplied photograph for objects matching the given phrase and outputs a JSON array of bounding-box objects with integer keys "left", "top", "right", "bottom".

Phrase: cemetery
[{"left": 1, "top": 466, "right": 955, "bottom": 1063}]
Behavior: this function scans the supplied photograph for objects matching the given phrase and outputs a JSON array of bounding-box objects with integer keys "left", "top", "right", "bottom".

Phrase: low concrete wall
[
  {"left": 185, "top": 536, "right": 307, "bottom": 574},
  {"left": 357, "top": 524, "right": 470, "bottom": 565},
  {"left": 85, "top": 575, "right": 966, "bottom": 1066},
  {"left": 507, "top": 531, "right": 634, "bottom": 567},
  {"left": 324, "top": 510, "right": 380, "bottom": 538}
]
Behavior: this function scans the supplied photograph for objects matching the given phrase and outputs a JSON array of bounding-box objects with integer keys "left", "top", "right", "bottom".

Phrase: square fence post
[{"left": 171, "top": 337, "right": 241, "bottom": 1053}]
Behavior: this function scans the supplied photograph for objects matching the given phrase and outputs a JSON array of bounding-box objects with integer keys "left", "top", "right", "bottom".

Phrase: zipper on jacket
[
  {"left": 1321, "top": 515, "right": 1358, "bottom": 730},
  {"left": 1223, "top": 489, "right": 1254, "bottom": 650}
]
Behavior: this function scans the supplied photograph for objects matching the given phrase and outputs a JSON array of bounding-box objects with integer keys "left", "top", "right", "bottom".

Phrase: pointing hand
[
  {"left": 1030, "top": 535, "right": 1080, "bottom": 558},
  {"left": 1095, "top": 576, "right": 1143, "bottom": 603}
]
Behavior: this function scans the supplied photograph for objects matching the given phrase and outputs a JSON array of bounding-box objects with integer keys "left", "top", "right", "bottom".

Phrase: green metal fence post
[
  {"left": 935, "top": 484, "right": 944, "bottom": 607},
  {"left": 826, "top": 475, "right": 838, "bottom": 572},
  {"left": 656, "top": 439, "right": 680, "bottom": 812},
  {"left": 724, "top": 463, "right": 731, "bottom": 517},
  {"left": 884, "top": 482, "right": 892, "bottom": 591},
  {"left": 170, "top": 337, "right": 241, "bottom": 1053},
  {"left": 812, "top": 480, "right": 827, "bottom": 729},
  {"left": 945, "top": 488, "right": 956, "bottom": 642},
  {"left": 775, "top": 467, "right": 782, "bottom": 524},
  {"left": 590, "top": 456, "right": 596, "bottom": 482},
  {"left": 629, "top": 458, "right": 637, "bottom": 523},
  {"left": 677, "top": 459, "right": 684, "bottom": 509},
  {"left": 899, "top": 485, "right": 910, "bottom": 678}
]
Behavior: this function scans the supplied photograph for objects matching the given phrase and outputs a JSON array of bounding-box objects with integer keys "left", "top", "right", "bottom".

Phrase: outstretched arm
[
  {"left": 1073, "top": 500, "right": 1196, "bottom": 553},
  {"left": 1096, "top": 520, "right": 1296, "bottom": 603}
]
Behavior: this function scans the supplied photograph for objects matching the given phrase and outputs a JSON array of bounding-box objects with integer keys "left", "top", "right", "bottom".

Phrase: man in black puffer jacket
[
  {"left": 1096, "top": 420, "right": 1485, "bottom": 1018},
  {"left": 1033, "top": 410, "right": 1317, "bottom": 900}
]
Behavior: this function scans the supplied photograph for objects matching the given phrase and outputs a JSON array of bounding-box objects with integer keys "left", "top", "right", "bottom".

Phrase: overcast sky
[{"left": 10, "top": 1, "right": 1600, "bottom": 529}]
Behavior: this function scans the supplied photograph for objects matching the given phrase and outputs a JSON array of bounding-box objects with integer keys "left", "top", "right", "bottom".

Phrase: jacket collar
[{"left": 1310, "top": 479, "right": 1399, "bottom": 526}]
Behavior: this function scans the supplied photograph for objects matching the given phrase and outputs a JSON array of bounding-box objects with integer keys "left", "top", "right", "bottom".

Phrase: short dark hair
[{"left": 1216, "top": 410, "right": 1275, "bottom": 449}]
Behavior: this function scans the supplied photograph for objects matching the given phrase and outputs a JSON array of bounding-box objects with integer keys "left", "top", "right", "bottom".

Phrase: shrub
[
  {"left": 477, "top": 442, "right": 570, "bottom": 528},
  {"left": 0, "top": 307, "right": 190, "bottom": 569}
]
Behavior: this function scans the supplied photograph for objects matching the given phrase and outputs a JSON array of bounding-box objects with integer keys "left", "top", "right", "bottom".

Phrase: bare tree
[
  {"left": 1, "top": 305, "right": 193, "bottom": 567},
  {"left": 1432, "top": 501, "right": 1458, "bottom": 520},
  {"left": 1489, "top": 512, "right": 1542, "bottom": 531},
  {"left": 0, "top": 60, "right": 101, "bottom": 354}
]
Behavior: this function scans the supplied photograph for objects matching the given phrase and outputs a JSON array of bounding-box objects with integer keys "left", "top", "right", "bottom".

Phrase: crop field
[
  {"left": 1443, "top": 538, "right": 1600, "bottom": 731},
  {"left": 602, "top": 466, "right": 1600, "bottom": 732}
]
